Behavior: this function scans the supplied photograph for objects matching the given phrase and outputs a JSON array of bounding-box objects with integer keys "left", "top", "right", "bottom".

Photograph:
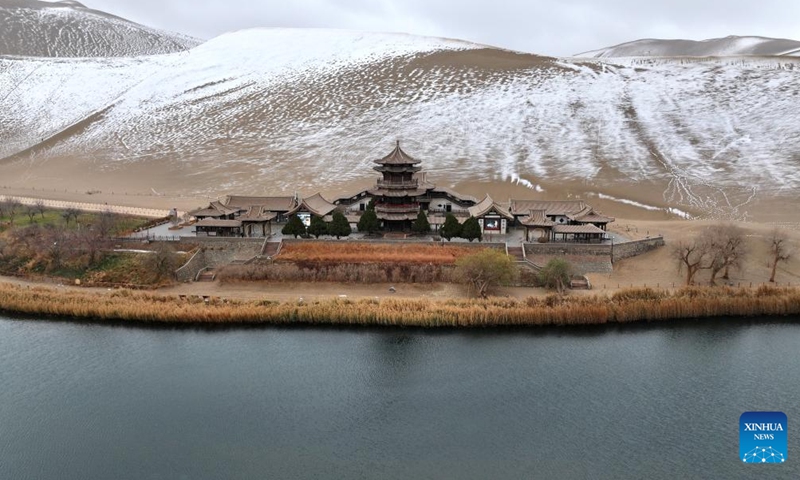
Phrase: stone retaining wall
[
  {"left": 523, "top": 243, "right": 612, "bottom": 257},
  {"left": 173, "top": 238, "right": 264, "bottom": 282},
  {"left": 523, "top": 237, "right": 664, "bottom": 274},
  {"left": 611, "top": 237, "right": 665, "bottom": 262},
  {"left": 279, "top": 238, "right": 506, "bottom": 249},
  {"left": 175, "top": 249, "right": 207, "bottom": 283}
]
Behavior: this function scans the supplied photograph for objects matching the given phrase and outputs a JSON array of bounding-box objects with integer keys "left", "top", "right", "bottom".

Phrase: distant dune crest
[
  {"left": 0, "top": 0, "right": 201, "bottom": 57},
  {"left": 576, "top": 35, "right": 800, "bottom": 58}
]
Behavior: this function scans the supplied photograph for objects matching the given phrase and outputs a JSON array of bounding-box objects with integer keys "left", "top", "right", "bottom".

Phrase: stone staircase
[
  {"left": 262, "top": 242, "right": 282, "bottom": 258},
  {"left": 507, "top": 246, "right": 525, "bottom": 261},
  {"left": 196, "top": 269, "right": 216, "bottom": 282},
  {"left": 508, "top": 246, "right": 542, "bottom": 271}
]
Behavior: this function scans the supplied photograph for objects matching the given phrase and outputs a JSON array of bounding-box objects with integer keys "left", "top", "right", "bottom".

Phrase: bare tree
[
  {"left": 0, "top": 237, "right": 8, "bottom": 264},
  {"left": 25, "top": 205, "right": 37, "bottom": 223},
  {"left": 768, "top": 228, "right": 793, "bottom": 283},
  {"left": 141, "top": 243, "right": 180, "bottom": 282},
  {"left": 707, "top": 225, "right": 747, "bottom": 285},
  {"left": 95, "top": 210, "right": 118, "bottom": 239},
  {"left": 673, "top": 238, "right": 712, "bottom": 286},
  {"left": 78, "top": 229, "right": 106, "bottom": 267},
  {"left": 4, "top": 199, "right": 21, "bottom": 225},
  {"left": 34, "top": 200, "right": 46, "bottom": 219},
  {"left": 61, "top": 207, "right": 80, "bottom": 226},
  {"left": 40, "top": 226, "right": 70, "bottom": 272}
]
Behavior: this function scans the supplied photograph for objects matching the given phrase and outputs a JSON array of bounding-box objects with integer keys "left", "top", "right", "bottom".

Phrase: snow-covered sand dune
[
  {"left": 0, "top": 0, "right": 200, "bottom": 57},
  {"left": 1, "top": 27, "right": 799, "bottom": 220},
  {"left": 577, "top": 35, "right": 800, "bottom": 58}
]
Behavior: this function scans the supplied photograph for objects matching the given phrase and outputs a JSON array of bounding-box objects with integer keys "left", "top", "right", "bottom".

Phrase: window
[{"left": 445, "top": 204, "right": 452, "bottom": 212}]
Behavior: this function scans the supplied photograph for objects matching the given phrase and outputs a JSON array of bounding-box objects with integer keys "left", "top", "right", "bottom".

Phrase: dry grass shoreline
[{"left": 1, "top": 283, "right": 797, "bottom": 329}]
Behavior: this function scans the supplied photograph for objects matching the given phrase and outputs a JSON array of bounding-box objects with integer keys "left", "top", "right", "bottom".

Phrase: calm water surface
[{"left": 0, "top": 316, "right": 798, "bottom": 479}]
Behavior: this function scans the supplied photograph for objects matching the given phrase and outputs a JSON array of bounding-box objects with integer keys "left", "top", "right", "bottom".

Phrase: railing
[
  {"left": 375, "top": 179, "right": 419, "bottom": 189},
  {"left": 194, "top": 267, "right": 215, "bottom": 282},
  {"left": 428, "top": 209, "right": 469, "bottom": 217},
  {"left": 374, "top": 203, "right": 419, "bottom": 213},
  {"left": 122, "top": 234, "right": 182, "bottom": 242}
]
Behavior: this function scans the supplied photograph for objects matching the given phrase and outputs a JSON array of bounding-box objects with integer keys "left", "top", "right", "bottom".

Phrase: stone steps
[
  {"left": 507, "top": 246, "right": 525, "bottom": 261},
  {"left": 197, "top": 270, "right": 216, "bottom": 282},
  {"left": 262, "top": 242, "right": 281, "bottom": 257}
]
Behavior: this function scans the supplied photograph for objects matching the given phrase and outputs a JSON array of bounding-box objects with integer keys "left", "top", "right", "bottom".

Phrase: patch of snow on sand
[{"left": 595, "top": 193, "right": 693, "bottom": 219}]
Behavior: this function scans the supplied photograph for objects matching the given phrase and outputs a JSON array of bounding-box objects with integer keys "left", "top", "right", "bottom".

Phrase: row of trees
[
  {"left": 281, "top": 206, "right": 491, "bottom": 242},
  {"left": 0, "top": 199, "right": 49, "bottom": 225},
  {"left": 0, "top": 198, "right": 91, "bottom": 228},
  {"left": 440, "top": 214, "right": 482, "bottom": 242},
  {"left": 1, "top": 210, "right": 119, "bottom": 272},
  {"left": 673, "top": 225, "right": 792, "bottom": 285},
  {"left": 0, "top": 210, "right": 178, "bottom": 282},
  {"left": 282, "top": 212, "right": 353, "bottom": 239},
  {"left": 357, "top": 206, "right": 433, "bottom": 236}
]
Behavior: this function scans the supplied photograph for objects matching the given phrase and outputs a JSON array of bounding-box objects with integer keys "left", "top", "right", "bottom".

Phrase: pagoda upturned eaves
[{"left": 373, "top": 140, "right": 422, "bottom": 166}]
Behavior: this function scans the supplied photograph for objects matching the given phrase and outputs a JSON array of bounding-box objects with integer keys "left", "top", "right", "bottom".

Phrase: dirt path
[
  {"left": 157, "top": 281, "right": 551, "bottom": 302},
  {"left": 0, "top": 273, "right": 548, "bottom": 302}
]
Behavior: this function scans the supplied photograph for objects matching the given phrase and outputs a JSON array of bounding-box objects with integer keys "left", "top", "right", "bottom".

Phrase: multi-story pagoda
[{"left": 369, "top": 141, "right": 428, "bottom": 230}]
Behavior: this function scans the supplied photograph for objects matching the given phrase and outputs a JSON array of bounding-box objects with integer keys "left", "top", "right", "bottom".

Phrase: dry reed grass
[
  {"left": 0, "top": 284, "right": 798, "bottom": 328},
  {"left": 277, "top": 242, "right": 486, "bottom": 265}
]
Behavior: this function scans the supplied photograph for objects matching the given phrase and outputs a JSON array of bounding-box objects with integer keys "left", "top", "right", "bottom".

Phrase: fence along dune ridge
[
  {"left": 0, "top": 195, "right": 177, "bottom": 218},
  {"left": 0, "top": 284, "right": 797, "bottom": 327}
]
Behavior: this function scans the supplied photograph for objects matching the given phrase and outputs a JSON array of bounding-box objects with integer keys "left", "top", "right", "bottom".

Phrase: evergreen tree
[
  {"left": 281, "top": 215, "right": 306, "bottom": 238},
  {"left": 461, "top": 216, "right": 482, "bottom": 242},
  {"left": 412, "top": 210, "right": 430, "bottom": 234},
  {"left": 357, "top": 208, "right": 380, "bottom": 235},
  {"left": 440, "top": 214, "right": 462, "bottom": 241},
  {"left": 327, "top": 211, "right": 352, "bottom": 239},
  {"left": 307, "top": 215, "right": 328, "bottom": 238}
]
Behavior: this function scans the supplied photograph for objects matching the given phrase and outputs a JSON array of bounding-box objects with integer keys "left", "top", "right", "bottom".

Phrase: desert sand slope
[
  {"left": 0, "top": 0, "right": 200, "bottom": 57},
  {"left": 589, "top": 219, "right": 800, "bottom": 289},
  {"left": 1, "top": 28, "right": 799, "bottom": 221},
  {"left": 577, "top": 35, "right": 800, "bottom": 58}
]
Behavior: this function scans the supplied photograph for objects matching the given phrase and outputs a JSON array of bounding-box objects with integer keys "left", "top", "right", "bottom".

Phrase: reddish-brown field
[{"left": 277, "top": 242, "right": 489, "bottom": 265}]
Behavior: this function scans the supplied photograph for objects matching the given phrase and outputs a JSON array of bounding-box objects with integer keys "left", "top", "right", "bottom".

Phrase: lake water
[{"left": 1, "top": 316, "right": 798, "bottom": 479}]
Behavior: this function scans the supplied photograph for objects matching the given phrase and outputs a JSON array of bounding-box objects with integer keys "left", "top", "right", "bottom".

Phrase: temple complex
[{"left": 188, "top": 142, "right": 615, "bottom": 242}]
